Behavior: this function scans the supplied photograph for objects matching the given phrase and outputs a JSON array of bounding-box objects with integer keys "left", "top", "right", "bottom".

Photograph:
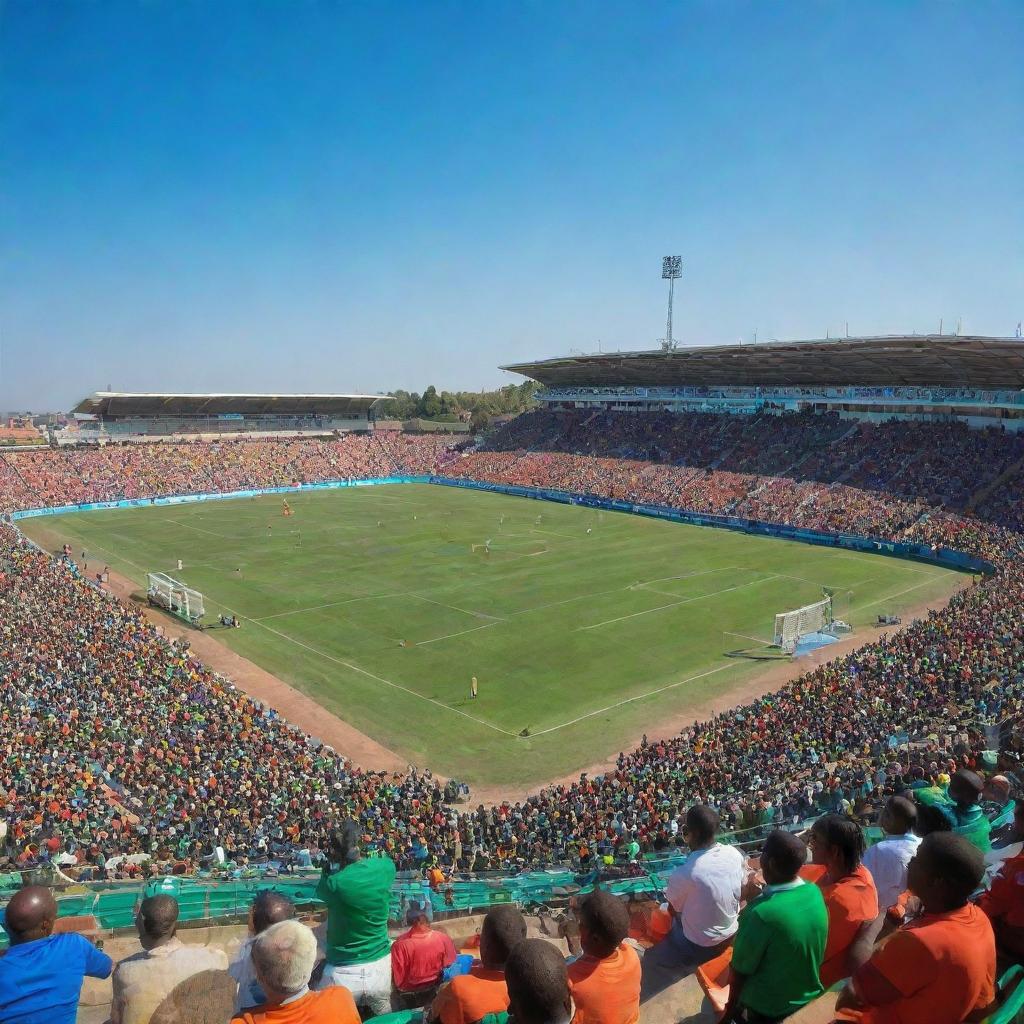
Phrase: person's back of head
[
  {"left": 137, "top": 894, "right": 179, "bottom": 947},
  {"left": 505, "top": 939, "right": 573, "bottom": 1024},
  {"left": 251, "top": 919, "right": 318, "bottom": 1004},
  {"left": 914, "top": 802, "right": 953, "bottom": 838},
  {"left": 907, "top": 832, "right": 984, "bottom": 913},
  {"left": 761, "top": 830, "right": 807, "bottom": 886},
  {"left": 685, "top": 804, "right": 719, "bottom": 848},
  {"left": 4, "top": 885, "right": 57, "bottom": 944},
  {"left": 251, "top": 890, "right": 295, "bottom": 935},
  {"left": 881, "top": 796, "right": 917, "bottom": 837},
  {"left": 577, "top": 889, "right": 629, "bottom": 960},
  {"left": 327, "top": 819, "right": 362, "bottom": 867},
  {"left": 809, "top": 814, "right": 866, "bottom": 876},
  {"left": 949, "top": 769, "right": 983, "bottom": 809},
  {"left": 480, "top": 905, "right": 528, "bottom": 970}
]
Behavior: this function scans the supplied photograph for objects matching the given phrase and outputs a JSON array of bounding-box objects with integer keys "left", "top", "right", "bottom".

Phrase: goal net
[
  {"left": 147, "top": 572, "right": 205, "bottom": 624},
  {"left": 773, "top": 595, "right": 833, "bottom": 653}
]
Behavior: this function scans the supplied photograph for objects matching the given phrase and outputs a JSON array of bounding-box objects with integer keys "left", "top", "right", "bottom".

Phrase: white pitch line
[
  {"left": 163, "top": 518, "right": 237, "bottom": 539},
  {"left": 577, "top": 575, "right": 782, "bottom": 631},
  {"left": 416, "top": 621, "right": 502, "bottom": 645},
  {"left": 411, "top": 594, "right": 506, "bottom": 621},
  {"left": 248, "top": 617, "right": 519, "bottom": 736},
  {"left": 851, "top": 577, "right": 943, "bottom": 611},
  {"left": 529, "top": 664, "right": 734, "bottom": 736},
  {"left": 636, "top": 567, "right": 746, "bottom": 587},
  {"left": 252, "top": 593, "right": 405, "bottom": 622}
]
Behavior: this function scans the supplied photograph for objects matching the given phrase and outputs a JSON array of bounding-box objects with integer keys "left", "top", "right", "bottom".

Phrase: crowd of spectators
[
  {"left": 0, "top": 434, "right": 460, "bottom": 512},
  {"left": 2, "top": 413, "right": 1024, "bottom": 884}
]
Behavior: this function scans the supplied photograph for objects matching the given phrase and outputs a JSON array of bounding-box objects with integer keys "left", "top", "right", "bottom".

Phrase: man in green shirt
[
  {"left": 722, "top": 830, "right": 827, "bottom": 1024},
  {"left": 314, "top": 820, "right": 397, "bottom": 1016}
]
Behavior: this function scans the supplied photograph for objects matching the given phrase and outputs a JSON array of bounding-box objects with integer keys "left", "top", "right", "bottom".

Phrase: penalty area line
[{"left": 528, "top": 664, "right": 733, "bottom": 737}]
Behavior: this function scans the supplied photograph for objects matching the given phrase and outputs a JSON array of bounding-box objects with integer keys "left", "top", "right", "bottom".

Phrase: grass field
[{"left": 20, "top": 483, "right": 966, "bottom": 788}]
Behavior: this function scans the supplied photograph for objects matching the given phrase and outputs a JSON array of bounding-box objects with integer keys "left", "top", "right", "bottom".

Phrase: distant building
[{"left": 66, "top": 392, "right": 393, "bottom": 443}]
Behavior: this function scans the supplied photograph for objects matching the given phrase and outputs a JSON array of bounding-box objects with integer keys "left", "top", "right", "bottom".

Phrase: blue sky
[{"left": 2, "top": 1, "right": 1022, "bottom": 410}]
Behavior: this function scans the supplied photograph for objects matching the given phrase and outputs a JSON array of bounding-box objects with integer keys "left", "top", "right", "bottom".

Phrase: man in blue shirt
[{"left": 0, "top": 885, "right": 113, "bottom": 1024}]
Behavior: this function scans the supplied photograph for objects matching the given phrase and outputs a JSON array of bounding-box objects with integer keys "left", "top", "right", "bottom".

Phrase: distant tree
[{"left": 376, "top": 379, "right": 540, "bottom": 424}]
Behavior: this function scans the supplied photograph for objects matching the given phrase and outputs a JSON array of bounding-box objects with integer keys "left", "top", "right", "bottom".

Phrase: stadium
[{"left": 5, "top": 332, "right": 1024, "bottom": 1020}]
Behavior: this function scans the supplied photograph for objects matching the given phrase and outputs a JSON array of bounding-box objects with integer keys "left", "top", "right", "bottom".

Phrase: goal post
[
  {"left": 773, "top": 595, "right": 833, "bottom": 653},
  {"left": 147, "top": 572, "right": 205, "bottom": 625}
]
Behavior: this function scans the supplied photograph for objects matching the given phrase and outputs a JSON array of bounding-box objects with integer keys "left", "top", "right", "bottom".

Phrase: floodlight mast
[{"left": 661, "top": 256, "right": 682, "bottom": 350}]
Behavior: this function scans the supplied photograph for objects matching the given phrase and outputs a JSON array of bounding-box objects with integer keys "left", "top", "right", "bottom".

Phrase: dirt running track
[{"left": 72, "top": 552, "right": 970, "bottom": 804}]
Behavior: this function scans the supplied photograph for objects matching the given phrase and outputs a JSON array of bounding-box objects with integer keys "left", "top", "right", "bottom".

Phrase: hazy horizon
[{"left": 3, "top": 1, "right": 1022, "bottom": 411}]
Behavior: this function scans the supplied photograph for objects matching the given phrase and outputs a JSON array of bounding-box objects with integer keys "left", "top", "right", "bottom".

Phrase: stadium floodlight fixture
[{"left": 661, "top": 256, "right": 683, "bottom": 350}]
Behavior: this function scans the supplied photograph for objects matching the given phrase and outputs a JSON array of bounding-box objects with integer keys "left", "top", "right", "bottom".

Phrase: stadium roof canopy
[
  {"left": 502, "top": 335, "right": 1024, "bottom": 390},
  {"left": 71, "top": 392, "right": 393, "bottom": 417}
]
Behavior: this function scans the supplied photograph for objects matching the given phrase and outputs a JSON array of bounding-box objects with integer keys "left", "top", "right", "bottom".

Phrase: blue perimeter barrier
[{"left": 429, "top": 476, "right": 996, "bottom": 575}]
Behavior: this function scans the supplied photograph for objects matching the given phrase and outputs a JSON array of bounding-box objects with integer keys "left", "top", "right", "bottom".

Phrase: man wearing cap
[{"left": 315, "top": 820, "right": 396, "bottom": 1016}]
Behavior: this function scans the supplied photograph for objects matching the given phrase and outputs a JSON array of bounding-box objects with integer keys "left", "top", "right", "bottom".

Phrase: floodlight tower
[{"left": 661, "top": 256, "right": 682, "bottom": 350}]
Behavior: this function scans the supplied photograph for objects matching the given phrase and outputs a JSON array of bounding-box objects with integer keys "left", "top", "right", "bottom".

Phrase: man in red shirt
[{"left": 391, "top": 906, "right": 457, "bottom": 1007}]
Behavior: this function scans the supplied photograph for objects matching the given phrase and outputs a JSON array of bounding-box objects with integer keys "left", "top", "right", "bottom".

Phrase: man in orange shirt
[
  {"left": 230, "top": 919, "right": 359, "bottom": 1024},
  {"left": 429, "top": 905, "right": 528, "bottom": 1024},
  {"left": 977, "top": 811, "right": 1024, "bottom": 961},
  {"left": 808, "top": 814, "right": 880, "bottom": 987},
  {"left": 568, "top": 889, "right": 640, "bottom": 1024},
  {"left": 835, "top": 833, "right": 996, "bottom": 1024}
]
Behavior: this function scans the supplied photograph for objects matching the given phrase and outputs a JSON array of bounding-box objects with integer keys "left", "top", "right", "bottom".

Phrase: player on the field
[{"left": 471, "top": 676, "right": 479, "bottom": 699}]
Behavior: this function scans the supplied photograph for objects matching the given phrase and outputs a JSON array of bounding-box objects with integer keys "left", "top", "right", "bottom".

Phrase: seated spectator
[
  {"left": 391, "top": 906, "right": 457, "bottom": 1007},
  {"left": 722, "top": 830, "right": 828, "bottom": 1024},
  {"left": 567, "top": 889, "right": 640, "bottom": 1024},
  {"left": 230, "top": 919, "right": 359, "bottom": 1024},
  {"left": 229, "top": 891, "right": 297, "bottom": 1013},
  {"left": 836, "top": 833, "right": 996, "bottom": 1023},
  {"left": 809, "top": 815, "right": 880, "bottom": 987},
  {"left": 502, "top": 939, "right": 574, "bottom": 1024},
  {"left": 943, "top": 770, "right": 992, "bottom": 852},
  {"left": 0, "top": 885, "right": 113, "bottom": 1024},
  {"left": 913, "top": 802, "right": 953, "bottom": 838},
  {"left": 977, "top": 814, "right": 1024, "bottom": 961},
  {"left": 988, "top": 796, "right": 1024, "bottom": 849},
  {"left": 862, "top": 798, "right": 920, "bottom": 913},
  {"left": 983, "top": 774, "right": 1013, "bottom": 816},
  {"left": 641, "top": 804, "right": 745, "bottom": 999},
  {"left": 429, "top": 905, "right": 527, "bottom": 1024},
  {"left": 111, "top": 894, "right": 229, "bottom": 1024}
]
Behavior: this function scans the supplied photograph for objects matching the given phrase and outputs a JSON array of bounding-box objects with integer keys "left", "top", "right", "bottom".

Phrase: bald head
[{"left": 5, "top": 886, "right": 58, "bottom": 944}]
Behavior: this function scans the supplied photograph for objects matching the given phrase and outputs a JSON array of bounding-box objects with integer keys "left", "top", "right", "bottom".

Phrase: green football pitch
[{"left": 20, "top": 484, "right": 966, "bottom": 788}]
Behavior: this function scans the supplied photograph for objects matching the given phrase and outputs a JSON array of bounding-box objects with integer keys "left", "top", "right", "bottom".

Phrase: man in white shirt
[
  {"left": 229, "top": 890, "right": 297, "bottom": 1012},
  {"left": 862, "top": 796, "right": 921, "bottom": 911},
  {"left": 111, "top": 895, "right": 229, "bottom": 1024},
  {"left": 640, "top": 804, "right": 747, "bottom": 1001}
]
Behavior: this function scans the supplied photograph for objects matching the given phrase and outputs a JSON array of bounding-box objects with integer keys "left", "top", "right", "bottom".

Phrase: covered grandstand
[
  {"left": 68, "top": 391, "right": 394, "bottom": 441},
  {"left": 504, "top": 334, "right": 1024, "bottom": 426}
]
